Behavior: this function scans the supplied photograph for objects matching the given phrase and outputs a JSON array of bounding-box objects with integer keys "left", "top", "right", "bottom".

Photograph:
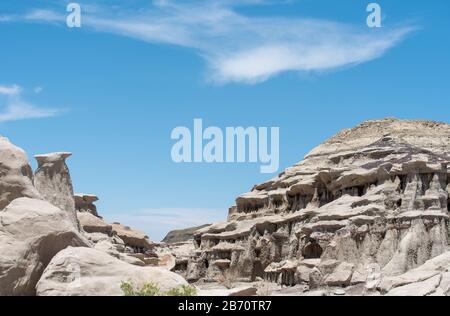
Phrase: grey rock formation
[
  {"left": 76, "top": 204, "right": 149, "bottom": 266},
  {"left": 36, "top": 247, "right": 188, "bottom": 296},
  {"left": 75, "top": 193, "right": 99, "bottom": 217},
  {"left": 112, "top": 222, "right": 153, "bottom": 254},
  {"left": 188, "top": 119, "right": 450, "bottom": 289},
  {"left": 0, "top": 136, "right": 40, "bottom": 210},
  {"left": 162, "top": 224, "right": 211, "bottom": 243},
  {"left": 77, "top": 211, "right": 112, "bottom": 235},
  {"left": 381, "top": 251, "right": 450, "bottom": 296},
  {"left": 0, "top": 137, "right": 187, "bottom": 295},
  {"left": 0, "top": 198, "right": 89, "bottom": 295},
  {"left": 34, "top": 152, "right": 78, "bottom": 228},
  {"left": 154, "top": 241, "right": 196, "bottom": 276}
]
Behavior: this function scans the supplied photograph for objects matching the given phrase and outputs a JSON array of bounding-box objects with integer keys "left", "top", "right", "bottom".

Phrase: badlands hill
[{"left": 186, "top": 118, "right": 450, "bottom": 295}]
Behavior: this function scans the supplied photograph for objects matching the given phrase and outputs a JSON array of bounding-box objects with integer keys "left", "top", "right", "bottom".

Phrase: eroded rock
[
  {"left": 188, "top": 119, "right": 450, "bottom": 291},
  {"left": 75, "top": 193, "right": 99, "bottom": 217},
  {"left": 36, "top": 247, "right": 188, "bottom": 296},
  {"left": 34, "top": 152, "right": 78, "bottom": 228},
  {"left": 0, "top": 198, "right": 89, "bottom": 295},
  {"left": 0, "top": 136, "right": 40, "bottom": 210}
]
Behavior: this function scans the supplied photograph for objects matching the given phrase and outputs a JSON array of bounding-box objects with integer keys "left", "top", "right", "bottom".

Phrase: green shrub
[
  {"left": 165, "top": 284, "right": 198, "bottom": 296},
  {"left": 120, "top": 281, "right": 197, "bottom": 296}
]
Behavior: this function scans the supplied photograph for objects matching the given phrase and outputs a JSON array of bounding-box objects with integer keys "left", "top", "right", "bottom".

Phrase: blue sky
[{"left": 0, "top": 0, "right": 449, "bottom": 240}]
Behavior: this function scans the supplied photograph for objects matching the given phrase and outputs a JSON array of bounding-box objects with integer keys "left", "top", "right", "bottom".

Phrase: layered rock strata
[{"left": 188, "top": 119, "right": 450, "bottom": 288}]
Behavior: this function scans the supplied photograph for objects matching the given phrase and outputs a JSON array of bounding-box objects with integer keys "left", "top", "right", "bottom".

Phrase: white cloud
[
  {"left": 107, "top": 207, "right": 225, "bottom": 242},
  {"left": 0, "top": 85, "right": 63, "bottom": 122},
  {"left": 0, "top": 84, "right": 21, "bottom": 96},
  {"left": 0, "top": 102, "right": 61, "bottom": 123},
  {"left": 24, "top": 9, "right": 64, "bottom": 23},
  {"left": 14, "top": 1, "right": 415, "bottom": 84}
]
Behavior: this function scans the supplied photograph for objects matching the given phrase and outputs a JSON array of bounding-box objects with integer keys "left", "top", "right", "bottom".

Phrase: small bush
[
  {"left": 165, "top": 284, "right": 198, "bottom": 296},
  {"left": 120, "top": 281, "right": 197, "bottom": 296}
]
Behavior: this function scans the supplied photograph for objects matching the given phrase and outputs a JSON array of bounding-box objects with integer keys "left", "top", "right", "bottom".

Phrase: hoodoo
[{"left": 188, "top": 118, "right": 450, "bottom": 291}]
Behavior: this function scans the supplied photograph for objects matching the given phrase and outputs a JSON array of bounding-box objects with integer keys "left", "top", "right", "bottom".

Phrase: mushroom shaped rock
[
  {"left": 0, "top": 136, "right": 40, "bottom": 210},
  {"left": 74, "top": 193, "right": 99, "bottom": 217},
  {"left": 36, "top": 247, "right": 188, "bottom": 296},
  {"left": 0, "top": 198, "right": 89, "bottom": 296},
  {"left": 34, "top": 152, "right": 78, "bottom": 228}
]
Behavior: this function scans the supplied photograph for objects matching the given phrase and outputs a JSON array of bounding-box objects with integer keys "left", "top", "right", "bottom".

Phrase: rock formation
[
  {"left": 162, "top": 224, "right": 211, "bottom": 244},
  {"left": 381, "top": 251, "right": 450, "bottom": 296},
  {"left": 75, "top": 193, "right": 100, "bottom": 217},
  {"left": 75, "top": 196, "right": 156, "bottom": 266},
  {"left": 0, "top": 198, "right": 89, "bottom": 295},
  {"left": 34, "top": 152, "right": 78, "bottom": 228},
  {"left": 3, "top": 118, "right": 450, "bottom": 296},
  {"left": 188, "top": 119, "right": 450, "bottom": 291},
  {"left": 0, "top": 136, "right": 40, "bottom": 209},
  {"left": 36, "top": 247, "right": 188, "bottom": 296},
  {"left": 0, "top": 138, "right": 189, "bottom": 296},
  {"left": 155, "top": 241, "right": 197, "bottom": 277},
  {"left": 78, "top": 211, "right": 113, "bottom": 235},
  {"left": 112, "top": 222, "right": 153, "bottom": 254}
]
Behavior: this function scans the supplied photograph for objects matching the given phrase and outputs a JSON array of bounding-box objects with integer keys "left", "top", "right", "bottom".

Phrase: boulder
[
  {"left": 380, "top": 251, "right": 450, "bottom": 294},
  {"left": 0, "top": 136, "right": 40, "bottom": 210},
  {"left": 34, "top": 152, "right": 78, "bottom": 228},
  {"left": 324, "top": 262, "right": 355, "bottom": 287},
  {"left": 36, "top": 247, "right": 188, "bottom": 296},
  {"left": 0, "top": 198, "right": 89, "bottom": 295},
  {"left": 77, "top": 211, "right": 112, "bottom": 235},
  {"left": 74, "top": 193, "right": 99, "bottom": 217},
  {"left": 112, "top": 222, "right": 153, "bottom": 252},
  {"left": 386, "top": 275, "right": 442, "bottom": 296}
]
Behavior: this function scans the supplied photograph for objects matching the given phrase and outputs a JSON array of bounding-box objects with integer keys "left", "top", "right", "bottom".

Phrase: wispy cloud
[
  {"left": 0, "top": 84, "right": 21, "bottom": 96},
  {"left": 108, "top": 207, "right": 225, "bottom": 242},
  {"left": 0, "top": 84, "right": 63, "bottom": 122},
  {"left": 4, "top": 0, "right": 415, "bottom": 84}
]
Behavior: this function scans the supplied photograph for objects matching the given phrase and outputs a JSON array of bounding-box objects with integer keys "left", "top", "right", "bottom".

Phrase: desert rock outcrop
[
  {"left": 0, "top": 136, "right": 40, "bottom": 210},
  {"left": 36, "top": 247, "right": 188, "bottom": 296},
  {"left": 112, "top": 222, "right": 153, "bottom": 254},
  {"left": 77, "top": 211, "right": 112, "bottom": 235},
  {"left": 75, "top": 193, "right": 99, "bottom": 217},
  {"left": 189, "top": 119, "right": 450, "bottom": 290},
  {"left": 34, "top": 152, "right": 78, "bottom": 228},
  {"left": 0, "top": 198, "right": 89, "bottom": 295}
]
